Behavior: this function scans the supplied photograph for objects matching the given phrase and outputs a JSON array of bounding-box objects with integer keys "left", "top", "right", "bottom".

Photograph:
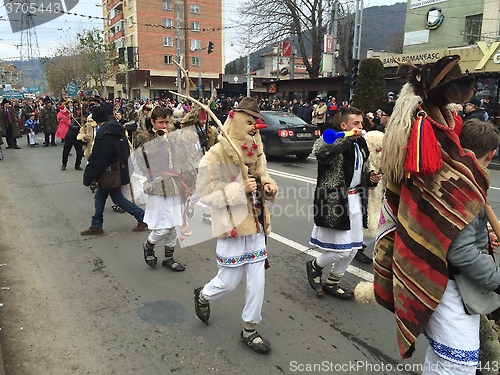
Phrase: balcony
[
  {"left": 109, "top": 29, "right": 124, "bottom": 43},
  {"left": 109, "top": 12, "right": 124, "bottom": 27},
  {"left": 106, "top": 0, "right": 122, "bottom": 12}
]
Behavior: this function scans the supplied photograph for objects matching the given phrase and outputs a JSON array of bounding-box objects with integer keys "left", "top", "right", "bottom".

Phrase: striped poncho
[{"left": 374, "top": 118, "right": 489, "bottom": 358}]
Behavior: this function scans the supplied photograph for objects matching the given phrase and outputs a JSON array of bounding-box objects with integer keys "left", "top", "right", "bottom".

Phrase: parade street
[{"left": 1, "top": 139, "right": 499, "bottom": 375}]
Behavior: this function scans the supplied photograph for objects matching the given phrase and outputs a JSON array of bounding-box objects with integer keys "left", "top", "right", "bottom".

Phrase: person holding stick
[{"left": 193, "top": 97, "right": 278, "bottom": 354}]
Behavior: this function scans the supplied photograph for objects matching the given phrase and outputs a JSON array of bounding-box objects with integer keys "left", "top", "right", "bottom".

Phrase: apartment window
[
  {"left": 129, "top": 34, "right": 134, "bottom": 46},
  {"left": 128, "top": 0, "right": 133, "bottom": 9},
  {"left": 162, "top": 0, "right": 172, "bottom": 11},
  {"left": 190, "top": 4, "right": 200, "bottom": 14},
  {"left": 191, "top": 39, "right": 200, "bottom": 50},
  {"left": 464, "top": 14, "right": 483, "bottom": 44},
  {"left": 127, "top": 16, "right": 133, "bottom": 27},
  {"left": 192, "top": 56, "right": 200, "bottom": 66},
  {"left": 164, "top": 55, "right": 173, "bottom": 64},
  {"left": 164, "top": 37, "right": 173, "bottom": 47},
  {"left": 191, "top": 21, "right": 200, "bottom": 31},
  {"left": 164, "top": 18, "right": 173, "bottom": 28}
]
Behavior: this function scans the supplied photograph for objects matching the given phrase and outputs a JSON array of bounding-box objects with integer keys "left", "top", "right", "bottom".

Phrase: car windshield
[{"left": 263, "top": 112, "right": 308, "bottom": 127}]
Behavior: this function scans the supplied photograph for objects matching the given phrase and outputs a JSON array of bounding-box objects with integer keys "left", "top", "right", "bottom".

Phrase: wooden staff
[
  {"left": 170, "top": 60, "right": 248, "bottom": 178},
  {"left": 484, "top": 203, "right": 500, "bottom": 240}
]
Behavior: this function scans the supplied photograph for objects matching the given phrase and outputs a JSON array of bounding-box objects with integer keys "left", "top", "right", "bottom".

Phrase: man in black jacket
[
  {"left": 81, "top": 106, "right": 148, "bottom": 235},
  {"left": 61, "top": 112, "right": 85, "bottom": 171}
]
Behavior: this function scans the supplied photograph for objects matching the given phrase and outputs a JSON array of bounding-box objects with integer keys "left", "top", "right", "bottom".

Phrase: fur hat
[
  {"left": 91, "top": 106, "right": 108, "bottom": 123},
  {"left": 233, "top": 97, "right": 263, "bottom": 119},
  {"left": 1, "top": 98, "right": 10, "bottom": 106},
  {"left": 43, "top": 96, "right": 52, "bottom": 104}
]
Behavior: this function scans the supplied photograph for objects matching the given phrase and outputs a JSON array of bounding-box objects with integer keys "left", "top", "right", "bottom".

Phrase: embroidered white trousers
[{"left": 202, "top": 260, "right": 266, "bottom": 324}]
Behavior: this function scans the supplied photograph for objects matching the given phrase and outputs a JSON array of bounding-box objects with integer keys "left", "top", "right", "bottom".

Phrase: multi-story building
[
  {"left": 0, "top": 63, "right": 22, "bottom": 90},
  {"left": 103, "top": 0, "right": 223, "bottom": 99},
  {"left": 403, "top": 0, "right": 499, "bottom": 52},
  {"left": 371, "top": 0, "right": 499, "bottom": 123}
]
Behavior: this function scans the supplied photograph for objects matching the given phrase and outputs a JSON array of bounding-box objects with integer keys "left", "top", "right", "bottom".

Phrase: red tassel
[
  {"left": 404, "top": 116, "right": 442, "bottom": 176},
  {"left": 230, "top": 228, "right": 238, "bottom": 237}
]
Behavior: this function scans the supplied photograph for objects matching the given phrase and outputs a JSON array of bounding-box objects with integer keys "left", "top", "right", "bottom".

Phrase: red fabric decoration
[
  {"left": 230, "top": 228, "right": 237, "bottom": 237},
  {"left": 228, "top": 110, "right": 235, "bottom": 118},
  {"left": 252, "top": 143, "right": 258, "bottom": 149},
  {"left": 241, "top": 143, "right": 248, "bottom": 150},
  {"left": 404, "top": 116, "right": 443, "bottom": 176},
  {"left": 199, "top": 108, "right": 207, "bottom": 123},
  {"left": 452, "top": 110, "right": 463, "bottom": 136},
  {"left": 247, "top": 150, "right": 254, "bottom": 156}
]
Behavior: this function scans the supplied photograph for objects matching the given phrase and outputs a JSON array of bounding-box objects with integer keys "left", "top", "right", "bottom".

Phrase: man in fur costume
[
  {"left": 306, "top": 106, "right": 381, "bottom": 299},
  {"left": 193, "top": 97, "right": 277, "bottom": 354},
  {"left": 373, "top": 55, "right": 500, "bottom": 370}
]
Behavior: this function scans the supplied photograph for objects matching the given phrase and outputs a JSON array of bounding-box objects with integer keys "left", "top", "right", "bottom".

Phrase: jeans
[{"left": 91, "top": 186, "right": 145, "bottom": 228}]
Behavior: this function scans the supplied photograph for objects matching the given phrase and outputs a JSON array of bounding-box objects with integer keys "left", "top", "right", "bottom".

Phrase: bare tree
[
  {"left": 43, "top": 28, "right": 116, "bottom": 95},
  {"left": 236, "top": 0, "right": 355, "bottom": 78}
]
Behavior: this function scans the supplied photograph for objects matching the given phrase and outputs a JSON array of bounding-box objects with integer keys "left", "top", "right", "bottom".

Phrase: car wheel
[{"left": 295, "top": 153, "right": 310, "bottom": 160}]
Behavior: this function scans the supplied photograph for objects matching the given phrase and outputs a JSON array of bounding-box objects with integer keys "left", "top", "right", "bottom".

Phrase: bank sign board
[
  {"left": 410, "top": 0, "right": 447, "bottom": 9},
  {"left": 375, "top": 43, "right": 500, "bottom": 73}
]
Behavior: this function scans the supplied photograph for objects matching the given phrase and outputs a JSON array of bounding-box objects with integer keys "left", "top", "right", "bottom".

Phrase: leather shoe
[
  {"left": 80, "top": 227, "right": 104, "bottom": 236},
  {"left": 132, "top": 222, "right": 148, "bottom": 232},
  {"left": 354, "top": 248, "right": 372, "bottom": 264},
  {"left": 61, "top": 165, "right": 66, "bottom": 171},
  {"left": 75, "top": 166, "right": 83, "bottom": 170},
  {"left": 322, "top": 285, "right": 354, "bottom": 300},
  {"left": 13, "top": 146, "right": 20, "bottom": 149},
  {"left": 43, "top": 144, "right": 49, "bottom": 147}
]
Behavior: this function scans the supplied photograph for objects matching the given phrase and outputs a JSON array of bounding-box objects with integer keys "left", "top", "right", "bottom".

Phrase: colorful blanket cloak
[{"left": 374, "top": 120, "right": 489, "bottom": 358}]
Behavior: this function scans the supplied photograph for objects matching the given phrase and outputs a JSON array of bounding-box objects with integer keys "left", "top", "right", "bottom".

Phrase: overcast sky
[{"left": 0, "top": 0, "right": 403, "bottom": 63}]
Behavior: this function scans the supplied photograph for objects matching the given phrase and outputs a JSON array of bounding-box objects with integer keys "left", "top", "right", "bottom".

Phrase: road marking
[
  {"left": 267, "top": 168, "right": 316, "bottom": 184},
  {"left": 268, "top": 232, "right": 374, "bottom": 282}
]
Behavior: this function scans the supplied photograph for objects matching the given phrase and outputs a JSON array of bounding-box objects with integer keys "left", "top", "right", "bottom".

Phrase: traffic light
[
  {"left": 350, "top": 59, "right": 360, "bottom": 89},
  {"left": 207, "top": 41, "right": 214, "bottom": 54}
]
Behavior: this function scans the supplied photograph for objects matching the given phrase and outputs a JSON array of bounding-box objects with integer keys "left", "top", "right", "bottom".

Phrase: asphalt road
[{"left": 1, "top": 136, "right": 499, "bottom": 375}]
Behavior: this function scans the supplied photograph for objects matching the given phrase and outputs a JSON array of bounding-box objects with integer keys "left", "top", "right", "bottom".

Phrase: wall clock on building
[{"left": 425, "top": 8, "right": 444, "bottom": 30}]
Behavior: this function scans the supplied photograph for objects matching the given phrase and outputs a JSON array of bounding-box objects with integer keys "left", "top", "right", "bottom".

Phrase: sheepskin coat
[
  {"left": 313, "top": 133, "right": 373, "bottom": 230},
  {"left": 196, "top": 135, "right": 276, "bottom": 239}
]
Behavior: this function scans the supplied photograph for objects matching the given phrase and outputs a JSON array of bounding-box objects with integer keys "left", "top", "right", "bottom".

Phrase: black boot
[
  {"left": 354, "top": 245, "right": 372, "bottom": 264},
  {"left": 143, "top": 240, "right": 157, "bottom": 267}
]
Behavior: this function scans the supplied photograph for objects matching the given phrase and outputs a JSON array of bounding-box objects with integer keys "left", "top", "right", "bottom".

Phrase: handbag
[
  {"left": 454, "top": 239, "right": 500, "bottom": 315},
  {"left": 97, "top": 159, "right": 122, "bottom": 190}
]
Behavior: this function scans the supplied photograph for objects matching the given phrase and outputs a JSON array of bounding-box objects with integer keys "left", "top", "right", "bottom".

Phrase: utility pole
[
  {"left": 290, "top": 30, "right": 295, "bottom": 80},
  {"left": 246, "top": 52, "right": 250, "bottom": 97},
  {"left": 198, "top": 47, "right": 203, "bottom": 99},
  {"left": 350, "top": 0, "right": 361, "bottom": 100},
  {"left": 124, "top": 27, "right": 129, "bottom": 99},
  {"left": 332, "top": 0, "right": 338, "bottom": 76},
  {"left": 175, "top": 2, "right": 182, "bottom": 93}
]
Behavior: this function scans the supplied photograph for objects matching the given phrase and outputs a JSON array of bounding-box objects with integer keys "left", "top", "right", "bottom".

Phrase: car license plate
[{"left": 296, "top": 133, "right": 312, "bottom": 138}]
